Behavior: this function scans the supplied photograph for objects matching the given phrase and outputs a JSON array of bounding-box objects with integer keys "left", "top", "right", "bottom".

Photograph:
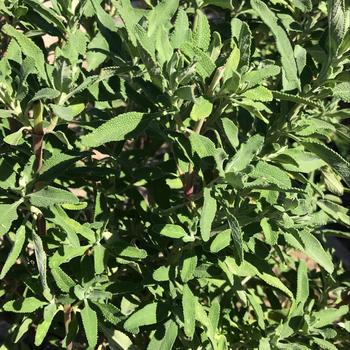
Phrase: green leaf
[
  {"left": 311, "top": 305, "right": 349, "bottom": 328},
  {"left": 227, "top": 212, "right": 244, "bottom": 264},
  {"left": 94, "top": 243, "right": 106, "bottom": 274},
  {"left": 147, "top": 0, "right": 179, "bottom": 37},
  {"left": 49, "top": 245, "right": 90, "bottom": 268},
  {"left": 51, "top": 267, "right": 76, "bottom": 292},
  {"left": 171, "top": 9, "right": 190, "bottom": 48},
  {"left": 243, "top": 65, "right": 281, "bottom": 88},
  {"left": 258, "top": 272, "right": 294, "bottom": 299},
  {"left": 221, "top": 118, "right": 239, "bottom": 149},
  {"left": 3, "top": 297, "right": 46, "bottom": 313},
  {"left": 28, "top": 186, "right": 79, "bottom": 208},
  {"left": 225, "top": 134, "right": 264, "bottom": 173},
  {"left": 154, "top": 224, "right": 187, "bottom": 239},
  {"left": 93, "top": 302, "right": 121, "bottom": 325},
  {"left": 302, "top": 140, "right": 350, "bottom": 186},
  {"left": 153, "top": 266, "right": 170, "bottom": 281},
  {"left": 231, "top": 18, "right": 252, "bottom": 69},
  {"left": 250, "top": 161, "right": 292, "bottom": 189},
  {"left": 328, "top": 0, "right": 346, "bottom": 57},
  {"left": 30, "top": 88, "right": 61, "bottom": 103},
  {"left": 181, "top": 252, "right": 198, "bottom": 283},
  {"left": 296, "top": 260, "right": 309, "bottom": 305},
  {"left": 247, "top": 290, "right": 265, "bottom": 329},
  {"left": 35, "top": 303, "right": 58, "bottom": 346},
  {"left": 272, "top": 91, "right": 322, "bottom": 108},
  {"left": 190, "top": 97, "right": 213, "bottom": 121},
  {"left": 81, "top": 300, "right": 98, "bottom": 349},
  {"left": 242, "top": 86, "right": 273, "bottom": 102},
  {"left": 182, "top": 284, "right": 196, "bottom": 339},
  {"left": 14, "top": 317, "right": 32, "bottom": 343},
  {"left": 147, "top": 319, "right": 178, "bottom": 350},
  {"left": 80, "top": 112, "right": 148, "bottom": 148},
  {"left": 50, "top": 104, "right": 85, "bottom": 121},
  {"left": 190, "top": 133, "right": 217, "bottom": 159},
  {"left": 210, "top": 229, "right": 231, "bottom": 253},
  {"left": 200, "top": 187, "right": 217, "bottom": 242},
  {"left": 124, "top": 302, "right": 169, "bottom": 332},
  {"left": 193, "top": 10, "right": 211, "bottom": 51},
  {"left": 32, "top": 232, "right": 50, "bottom": 297},
  {"left": 251, "top": 0, "right": 299, "bottom": 91},
  {"left": 333, "top": 82, "right": 350, "bottom": 102},
  {"left": 313, "top": 338, "right": 337, "bottom": 350},
  {"left": 260, "top": 218, "right": 278, "bottom": 245},
  {"left": 2, "top": 24, "right": 47, "bottom": 81},
  {"left": 4, "top": 127, "right": 28, "bottom": 145},
  {"left": 0, "top": 200, "right": 22, "bottom": 237},
  {"left": 300, "top": 230, "right": 334, "bottom": 274},
  {"left": 0, "top": 226, "right": 26, "bottom": 279}
]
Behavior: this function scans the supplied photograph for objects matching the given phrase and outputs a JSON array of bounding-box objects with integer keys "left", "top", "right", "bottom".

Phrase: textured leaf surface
[
  {"left": 0, "top": 226, "right": 26, "bottom": 279},
  {"left": 81, "top": 112, "right": 148, "bottom": 147},
  {"left": 81, "top": 301, "right": 98, "bottom": 349},
  {"left": 251, "top": 0, "right": 299, "bottom": 90},
  {"left": 28, "top": 186, "right": 79, "bottom": 208}
]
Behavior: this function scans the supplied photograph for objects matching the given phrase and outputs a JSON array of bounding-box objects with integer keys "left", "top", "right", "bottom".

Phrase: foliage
[{"left": 0, "top": 0, "right": 350, "bottom": 349}]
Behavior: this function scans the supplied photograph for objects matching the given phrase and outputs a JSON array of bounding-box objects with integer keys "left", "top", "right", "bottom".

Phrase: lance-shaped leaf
[
  {"left": 147, "top": 319, "right": 178, "bottom": 350},
  {"left": 182, "top": 284, "right": 196, "bottom": 339},
  {"left": 302, "top": 140, "right": 350, "bottom": 186},
  {"left": 3, "top": 297, "right": 47, "bottom": 313},
  {"left": 81, "top": 300, "right": 98, "bottom": 349},
  {"left": 231, "top": 18, "right": 252, "bottom": 69},
  {"left": 0, "top": 200, "right": 22, "bottom": 237},
  {"left": 328, "top": 0, "right": 346, "bottom": 57},
  {"left": 200, "top": 187, "right": 217, "bottom": 242},
  {"left": 2, "top": 24, "right": 47, "bottom": 81},
  {"left": 28, "top": 186, "right": 79, "bottom": 208},
  {"left": 0, "top": 226, "right": 26, "bottom": 279},
  {"left": 251, "top": 0, "right": 299, "bottom": 91},
  {"left": 193, "top": 10, "right": 211, "bottom": 51},
  {"left": 171, "top": 9, "right": 190, "bottom": 48},
  {"left": 124, "top": 302, "right": 169, "bottom": 332},
  {"left": 227, "top": 211, "right": 244, "bottom": 264},
  {"left": 50, "top": 104, "right": 85, "bottom": 121},
  {"left": 35, "top": 303, "right": 58, "bottom": 346},
  {"left": 225, "top": 134, "right": 264, "bottom": 173},
  {"left": 296, "top": 260, "right": 309, "bottom": 306},
  {"left": 80, "top": 112, "right": 149, "bottom": 147}
]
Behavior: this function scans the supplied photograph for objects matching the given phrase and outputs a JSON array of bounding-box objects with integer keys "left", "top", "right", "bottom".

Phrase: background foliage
[{"left": 0, "top": 0, "right": 350, "bottom": 349}]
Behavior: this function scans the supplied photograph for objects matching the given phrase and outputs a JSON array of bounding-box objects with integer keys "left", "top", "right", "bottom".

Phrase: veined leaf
[
  {"left": 153, "top": 224, "right": 187, "bottom": 239},
  {"left": 0, "top": 226, "right": 26, "bottom": 279},
  {"left": 2, "top": 24, "right": 47, "bottom": 81},
  {"left": 35, "top": 303, "right": 58, "bottom": 346},
  {"left": 250, "top": 161, "right": 292, "bottom": 189},
  {"left": 328, "top": 0, "right": 346, "bottom": 57},
  {"left": 147, "top": 319, "right": 178, "bottom": 350},
  {"left": 200, "top": 187, "right": 217, "bottom": 242},
  {"left": 311, "top": 305, "right": 349, "bottom": 329},
  {"left": 81, "top": 112, "right": 148, "bottom": 147},
  {"left": 28, "top": 186, "right": 79, "bottom": 208},
  {"left": 171, "top": 9, "right": 190, "bottom": 48},
  {"left": 302, "top": 140, "right": 350, "bottom": 186},
  {"left": 225, "top": 134, "right": 264, "bottom": 173},
  {"left": 182, "top": 284, "right": 196, "bottom": 339},
  {"left": 124, "top": 302, "right": 169, "bottom": 332},
  {"left": 81, "top": 300, "right": 98, "bottom": 349},
  {"left": 231, "top": 18, "right": 252, "bottom": 69},
  {"left": 210, "top": 229, "right": 231, "bottom": 253},
  {"left": 251, "top": 0, "right": 299, "bottom": 91},
  {"left": 227, "top": 211, "right": 243, "bottom": 264},
  {"left": 193, "top": 10, "right": 211, "bottom": 51},
  {"left": 296, "top": 260, "right": 309, "bottom": 305},
  {"left": 50, "top": 104, "right": 85, "bottom": 121},
  {"left": 0, "top": 200, "right": 22, "bottom": 237},
  {"left": 190, "top": 97, "right": 213, "bottom": 121},
  {"left": 3, "top": 297, "right": 47, "bottom": 313}
]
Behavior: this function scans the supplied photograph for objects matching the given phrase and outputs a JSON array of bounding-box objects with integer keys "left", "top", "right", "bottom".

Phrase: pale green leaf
[
  {"left": 147, "top": 319, "right": 178, "bottom": 350},
  {"left": 190, "top": 97, "right": 213, "bottom": 121},
  {"left": 3, "top": 297, "right": 46, "bottom": 313},
  {"left": 35, "top": 303, "right": 58, "bottom": 346},
  {"left": 200, "top": 187, "right": 217, "bottom": 242},
  {"left": 0, "top": 226, "right": 26, "bottom": 279},
  {"left": 81, "top": 112, "right": 148, "bottom": 147},
  {"left": 28, "top": 186, "right": 79, "bottom": 208},
  {"left": 81, "top": 300, "right": 98, "bottom": 349},
  {"left": 182, "top": 284, "right": 196, "bottom": 339}
]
